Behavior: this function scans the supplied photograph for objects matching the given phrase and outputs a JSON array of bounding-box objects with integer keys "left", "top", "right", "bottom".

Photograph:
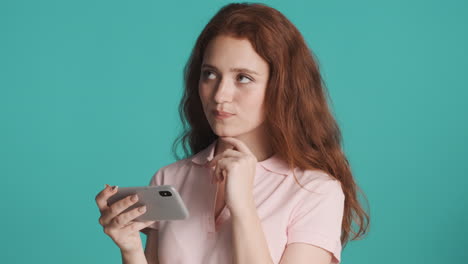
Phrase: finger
[
  {"left": 219, "top": 137, "right": 255, "bottom": 156},
  {"left": 122, "top": 220, "right": 157, "bottom": 234},
  {"left": 223, "top": 169, "right": 227, "bottom": 181},
  {"left": 108, "top": 203, "right": 147, "bottom": 229},
  {"left": 213, "top": 169, "right": 227, "bottom": 183},
  {"left": 214, "top": 164, "right": 223, "bottom": 182},
  {"left": 210, "top": 168, "right": 216, "bottom": 184},
  {"left": 213, "top": 166, "right": 223, "bottom": 183},
  {"left": 206, "top": 149, "right": 231, "bottom": 168},
  {"left": 95, "top": 184, "right": 118, "bottom": 212},
  {"left": 102, "top": 194, "right": 139, "bottom": 225},
  {"left": 214, "top": 157, "right": 236, "bottom": 182},
  {"left": 206, "top": 149, "right": 242, "bottom": 168}
]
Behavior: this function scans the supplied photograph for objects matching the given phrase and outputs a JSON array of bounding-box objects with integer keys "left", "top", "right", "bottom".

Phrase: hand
[
  {"left": 95, "top": 184, "right": 156, "bottom": 254},
  {"left": 205, "top": 137, "right": 257, "bottom": 215}
]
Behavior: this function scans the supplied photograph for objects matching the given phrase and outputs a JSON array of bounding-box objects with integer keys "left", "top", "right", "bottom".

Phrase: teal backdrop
[{"left": 1, "top": 0, "right": 467, "bottom": 263}]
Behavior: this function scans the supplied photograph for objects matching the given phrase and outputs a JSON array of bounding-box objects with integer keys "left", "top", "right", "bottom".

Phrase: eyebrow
[{"left": 201, "top": 63, "right": 261, "bottom": 76}]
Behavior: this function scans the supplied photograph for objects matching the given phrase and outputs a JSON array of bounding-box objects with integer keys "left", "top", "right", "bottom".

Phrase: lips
[
  {"left": 213, "top": 110, "right": 235, "bottom": 117},
  {"left": 215, "top": 110, "right": 233, "bottom": 115}
]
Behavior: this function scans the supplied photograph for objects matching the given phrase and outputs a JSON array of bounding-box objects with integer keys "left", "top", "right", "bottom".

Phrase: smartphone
[{"left": 107, "top": 185, "right": 189, "bottom": 221}]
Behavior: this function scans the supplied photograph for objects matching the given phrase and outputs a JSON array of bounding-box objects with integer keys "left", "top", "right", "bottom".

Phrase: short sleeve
[
  {"left": 145, "top": 168, "right": 164, "bottom": 230},
  {"left": 286, "top": 180, "right": 345, "bottom": 264}
]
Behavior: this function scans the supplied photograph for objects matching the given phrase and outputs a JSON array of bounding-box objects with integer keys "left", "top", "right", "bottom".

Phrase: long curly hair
[{"left": 171, "top": 2, "right": 370, "bottom": 248}]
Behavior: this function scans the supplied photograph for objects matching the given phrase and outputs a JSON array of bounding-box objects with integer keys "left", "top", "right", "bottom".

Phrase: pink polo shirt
[{"left": 147, "top": 139, "right": 345, "bottom": 264}]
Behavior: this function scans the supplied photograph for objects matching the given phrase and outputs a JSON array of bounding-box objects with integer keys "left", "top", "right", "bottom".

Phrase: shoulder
[
  {"left": 157, "top": 157, "right": 193, "bottom": 174},
  {"left": 290, "top": 168, "right": 344, "bottom": 196},
  {"left": 149, "top": 157, "right": 194, "bottom": 185}
]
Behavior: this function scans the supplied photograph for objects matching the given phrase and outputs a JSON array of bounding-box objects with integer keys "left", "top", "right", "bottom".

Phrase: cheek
[
  {"left": 198, "top": 84, "right": 210, "bottom": 104},
  {"left": 239, "top": 91, "right": 266, "bottom": 116}
]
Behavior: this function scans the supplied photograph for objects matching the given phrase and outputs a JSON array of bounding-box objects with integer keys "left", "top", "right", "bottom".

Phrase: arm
[
  {"left": 144, "top": 228, "right": 159, "bottom": 264},
  {"left": 231, "top": 200, "right": 274, "bottom": 264},
  {"left": 120, "top": 228, "right": 159, "bottom": 264},
  {"left": 280, "top": 180, "right": 345, "bottom": 264},
  {"left": 230, "top": 200, "right": 336, "bottom": 264},
  {"left": 121, "top": 250, "right": 148, "bottom": 264},
  {"left": 279, "top": 243, "right": 333, "bottom": 264}
]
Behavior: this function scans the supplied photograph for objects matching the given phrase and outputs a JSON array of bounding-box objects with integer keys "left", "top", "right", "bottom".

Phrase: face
[{"left": 198, "top": 35, "right": 270, "bottom": 139}]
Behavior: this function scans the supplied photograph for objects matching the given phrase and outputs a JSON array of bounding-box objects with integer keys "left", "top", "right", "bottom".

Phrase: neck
[{"left": 214, "top": 125, "right": 274, "bottom": 162}]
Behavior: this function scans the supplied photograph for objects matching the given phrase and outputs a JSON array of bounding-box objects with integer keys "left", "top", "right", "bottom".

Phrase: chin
[
  {"left": 212, "top": 128, "right": 240, "bottom": 138},
  {"left": 214, "top": 131, "right": 237, "bottom": 137},
  {"left": 213, "top": 128, "right": 252, "bottom": 138},
  {"left": 211, "top": 121, "right": 260, "bottom": 138}
]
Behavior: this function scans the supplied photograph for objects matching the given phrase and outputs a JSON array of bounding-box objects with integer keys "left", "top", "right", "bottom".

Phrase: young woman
[{"left": 95, "top": 3, "right": 370, "bottom": 264}]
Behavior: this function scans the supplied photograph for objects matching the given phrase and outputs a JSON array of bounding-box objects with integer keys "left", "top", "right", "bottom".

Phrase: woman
[{"left": 95, "top": 2, "right": 369, "bottom": 264}]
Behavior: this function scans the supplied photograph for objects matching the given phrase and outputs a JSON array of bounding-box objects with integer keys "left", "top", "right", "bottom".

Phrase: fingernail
[
  {"left": 111, "top": 185, "right": 118, "bottom": 191},
  {"left": 131, "top": 194, "right": 138, "bottom": 202},
  {"left": 139, "top": 206, "right": 146, "bottom": 213}
]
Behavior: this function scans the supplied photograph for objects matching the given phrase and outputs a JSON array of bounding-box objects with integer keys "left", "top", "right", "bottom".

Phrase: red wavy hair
[{"left": 171, "top": 2, "right": 370, "bottom": 248}]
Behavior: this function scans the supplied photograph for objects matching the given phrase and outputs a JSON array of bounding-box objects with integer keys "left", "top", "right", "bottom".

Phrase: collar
[{"left": 190, "top": 139, "right": 291, "bottom": 176}]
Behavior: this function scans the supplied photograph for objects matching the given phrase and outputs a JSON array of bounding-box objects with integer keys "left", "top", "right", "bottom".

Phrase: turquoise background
[{"left": 1, "top": 0, "right": 467, "bottom": 263}]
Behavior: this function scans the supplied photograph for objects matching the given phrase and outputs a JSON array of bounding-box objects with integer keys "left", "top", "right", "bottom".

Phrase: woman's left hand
[{"left": 205, "top": 137, "right": 257, "bottom": 215}]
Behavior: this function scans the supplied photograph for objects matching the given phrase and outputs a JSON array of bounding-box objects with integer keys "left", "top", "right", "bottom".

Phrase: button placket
[
  {"left": 206, "top": 213, "right": 215, "bottom": 233},
  {"left": 208, "top": 166, "right": 219, "bottom": 233}
]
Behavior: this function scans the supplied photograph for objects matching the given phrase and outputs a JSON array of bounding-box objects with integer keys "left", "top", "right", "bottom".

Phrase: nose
[{"left": 213, "top": 77, "right": 233, "bottom": 104}]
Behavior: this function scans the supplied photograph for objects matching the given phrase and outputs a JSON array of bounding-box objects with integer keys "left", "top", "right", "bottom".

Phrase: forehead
[{"left": 202, "top": 35, "right": 269, "bottom": 74}]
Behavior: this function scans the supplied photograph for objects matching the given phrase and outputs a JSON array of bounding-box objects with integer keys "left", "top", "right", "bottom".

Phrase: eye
[
  {"left": 202, "top": 70, "right": 216, "bottom": 80},
  {"left": 237, "top": 74, "right": 253, "bottom": 84}
]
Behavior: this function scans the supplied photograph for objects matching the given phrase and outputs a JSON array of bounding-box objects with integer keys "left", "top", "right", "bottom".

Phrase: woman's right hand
[{"left": 95, "top": 184, "right": 156, "bottom": 254}]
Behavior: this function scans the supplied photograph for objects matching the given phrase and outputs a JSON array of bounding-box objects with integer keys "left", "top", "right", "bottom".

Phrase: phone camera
[{"left": 159, "top": 191, "right": 173, "bottom": 197}]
